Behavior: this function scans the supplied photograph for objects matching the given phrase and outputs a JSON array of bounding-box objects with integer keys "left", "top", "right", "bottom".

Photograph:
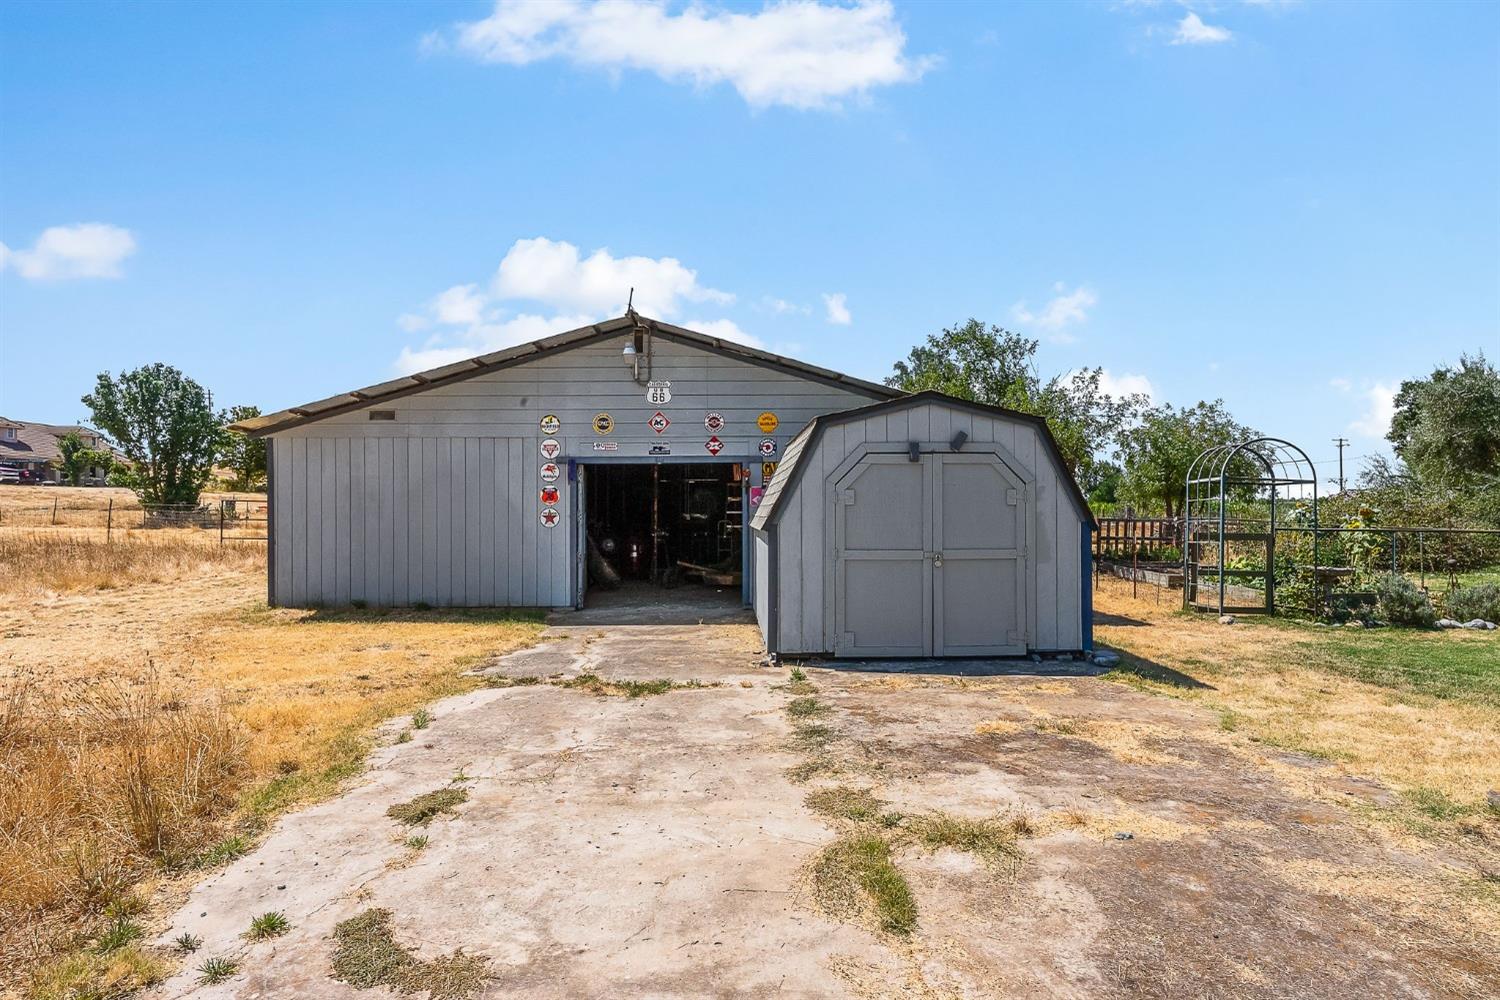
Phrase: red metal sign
[
  {"left": 540, "top": 486, "right": 560, "bottom": 504},
  {"left": 705, "top": 436, "right": 724, "bottom": 456},
  {"left": 648, "top": 411, "right": 671, "bottom": 434}
]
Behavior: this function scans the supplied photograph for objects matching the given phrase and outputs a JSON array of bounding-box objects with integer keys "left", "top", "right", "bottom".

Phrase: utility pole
[{"left": 1332, "top": 437, "right": 1349, "bottom": 493}]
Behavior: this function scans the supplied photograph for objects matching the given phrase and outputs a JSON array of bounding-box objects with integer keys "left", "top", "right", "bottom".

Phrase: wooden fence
[{"left": 1094, "top": 517, "right": 1181, "bottom": 560}]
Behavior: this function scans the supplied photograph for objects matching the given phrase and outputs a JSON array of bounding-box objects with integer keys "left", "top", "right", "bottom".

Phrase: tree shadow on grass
[{"left": 1094, "top": 610, "right": 1151, "bottom": 627}]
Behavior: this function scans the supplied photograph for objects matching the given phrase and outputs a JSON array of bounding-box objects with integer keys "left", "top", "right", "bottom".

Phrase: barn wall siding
[
  {"left": 268, "top": 334, "right": 881, "bottom": 608},
  {"left": 771, "top": 405, "right": 1087, "bottom": 654}
]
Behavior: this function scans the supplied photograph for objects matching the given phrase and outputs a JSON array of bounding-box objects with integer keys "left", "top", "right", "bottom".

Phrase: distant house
[{"left": 0, "top": 418, "right": 119, "bottom": 484}]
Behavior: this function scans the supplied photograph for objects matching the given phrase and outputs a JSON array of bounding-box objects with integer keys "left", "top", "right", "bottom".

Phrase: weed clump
[
  {"left": 197, "top": 956, "right": 238, "bottom": 985},
  {"left": 332, "top": 908, "right": 489, "bottom": 999},
  {"left": 810, "top": 835, "right": 916, "bottom": 935},
  {"left": 908, "top": 813, "right": 1027, "bottom": 870},
  {"left": 1444, "top": 583, "right": 1500, "bottom": 624},
  {"left": 386, "top": 788, "right": 468, "bottom": 827},
  {"left": 787, "top": 697, "right": 828, "bottom": 719},
  {"left": 555, "top": 674, "right": 711, "bottom": 698},
  {"left": 805, "top": 786, "right": 886, "bottom": 824},
  {"left": 246, "top": 910, "right": 291, "bottom": 940}
]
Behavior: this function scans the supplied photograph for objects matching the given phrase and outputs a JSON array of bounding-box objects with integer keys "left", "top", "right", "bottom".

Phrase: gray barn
[
  {"left": 750, "top": 392, "right": 1095, "bottom": 658},
  {"left": 232, "top": 315, "right": 1094, "bottom": 658}
]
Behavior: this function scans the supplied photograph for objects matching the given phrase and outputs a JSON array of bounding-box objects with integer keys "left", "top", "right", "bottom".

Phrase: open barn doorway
[{"left": 577, "top": 462, "right": 748, "bottom": 620}]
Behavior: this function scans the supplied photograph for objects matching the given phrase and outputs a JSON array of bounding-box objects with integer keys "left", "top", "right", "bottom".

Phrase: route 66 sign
[
  {"left": 758, "top": 438, "right": 777, "bottom": 457},
  {"left": 539, "top": 414, "right": 560, "bottom": 434},
  {"left": 540, "top": 462, "right": 560, "bottom": 483},
  {"left": 704, "top": 411, "right": 725, "bottom": 432},
  {"left": 645, "top": 380, "right": 672, "bottom": 405},
  {"left": 540, "top": 486, "right": 560, "bottom": 505}
]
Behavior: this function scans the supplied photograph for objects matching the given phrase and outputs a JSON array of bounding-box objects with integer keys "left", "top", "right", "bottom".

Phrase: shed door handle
[{"left": 933, "top": 554, "right": 943, "bottom": 568}]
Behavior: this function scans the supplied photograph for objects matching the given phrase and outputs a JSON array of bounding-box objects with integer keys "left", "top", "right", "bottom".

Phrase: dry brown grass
[
  {"left": 0, "top": 529, "right": 265, "bottom": 597},
  {"left": 1093, "top": 576, "right": 1500, "bottom": 831},
  {"left": 0, "top": 532, "right": 544, "bottom": 994}
]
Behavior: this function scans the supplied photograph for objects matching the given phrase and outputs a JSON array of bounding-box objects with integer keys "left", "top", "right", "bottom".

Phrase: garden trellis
[{"left": 1183, "top": 438, "right": 1318, "bottom": 615}]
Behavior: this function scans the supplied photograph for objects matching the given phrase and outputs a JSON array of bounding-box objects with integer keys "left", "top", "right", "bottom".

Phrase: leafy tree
[
  {"left": 1387, "top": 353, "right": 1500, "bottom": 488},
  {"left": 1117, "top": 401, "right": 1256, "bottom": 518},
  {"left": 1085, "top": 461, "right": 1123, "bottom": 505},
  {"left": 886, "top": 319, "right": 1146, "bottom": 485},
  {"left": 82, "top": 364, "right": 220, "bottom": 505},
  {"left": 56, "top": 430, "right": 115, "bottom": 486},
  {"left": 217, "top": 405, "right": 267, "bottom": 492}
]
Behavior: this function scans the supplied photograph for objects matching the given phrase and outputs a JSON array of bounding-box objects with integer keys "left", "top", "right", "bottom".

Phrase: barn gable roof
[
  {"left": 230, "top": 314, "right": 899, "bottom": 437},
  {"left": 750, "top": 389, "right": 1097, "bottom": 531}
]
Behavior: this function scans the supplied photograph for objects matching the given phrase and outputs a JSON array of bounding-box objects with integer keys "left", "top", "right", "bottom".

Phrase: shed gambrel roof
[
  {"left": 750, "top": 390, "right": 1098, "bottom": 531},
  {"left": 230, "top": 314, "right": 900, "bottom": 437}
]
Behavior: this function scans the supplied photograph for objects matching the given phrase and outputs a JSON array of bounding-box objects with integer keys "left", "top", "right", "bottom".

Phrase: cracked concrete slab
[{"left": 150, "top": 621, "right": 1499, "bottom": 999}]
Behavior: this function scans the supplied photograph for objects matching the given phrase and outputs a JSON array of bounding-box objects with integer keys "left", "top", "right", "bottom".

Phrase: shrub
[
  {"left": 1370, "top": 572, "right": 1437, "bottom": 627},
  {"left": 1444, "top": 582, "right": 1500, "bottom": 623}
]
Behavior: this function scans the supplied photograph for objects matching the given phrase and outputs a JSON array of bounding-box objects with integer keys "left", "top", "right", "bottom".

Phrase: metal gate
[{"left": 833, "top": 452, "right": 1027, "bottom": 657}]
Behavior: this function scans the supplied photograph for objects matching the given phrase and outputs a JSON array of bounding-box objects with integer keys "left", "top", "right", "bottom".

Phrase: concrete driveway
[{"left": 151, "top": 622, "right": 1498, "bottom": 999}]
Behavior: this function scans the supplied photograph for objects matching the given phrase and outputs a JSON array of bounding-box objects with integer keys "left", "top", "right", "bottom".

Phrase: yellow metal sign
[
  {"left": 762, "top": 462, "right": 778, "bottom": 481},
  {"left": 756, "top": 411, "right": 779, "bottom": 433},
  {"left": 592, "top": 412, "right": 614, "bottom": 435}
]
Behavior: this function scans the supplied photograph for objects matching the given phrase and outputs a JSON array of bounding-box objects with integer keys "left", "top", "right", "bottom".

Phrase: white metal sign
[
  {"left": 648, "top": 411, "right": 671, "bottom": 434},
  {"left": 704, "top": 411, "right": 725, "bottom": 432},
  {"left": 540, "top": 462, "right": 560, "bottom": 483},
  {"left": 759, "top": 438, "right": 777, "bottom": 457},
  {"left": 591, "top": 441, "right": 619, "bottom": 452},
  {"left": 539, "top": 414, "right": 560, "bottom": 434},
  {"left": 645, "top": 380, "right": 672, "bottom": 405},
  {"left": 539, "top": 438, "right": 561, "bottom": 459},
  {"left": 539, "top": 507, "right": 560, "bottom": 528}
]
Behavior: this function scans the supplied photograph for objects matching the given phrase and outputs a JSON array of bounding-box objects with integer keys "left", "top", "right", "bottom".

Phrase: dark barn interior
[{"left": 585, "top": 463, "right": 743, "bottom": 595}]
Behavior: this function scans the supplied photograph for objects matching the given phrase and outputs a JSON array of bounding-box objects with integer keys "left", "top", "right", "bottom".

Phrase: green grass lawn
[{"left": 1273, "top": 623, "right": 1500, "bottom": 706}]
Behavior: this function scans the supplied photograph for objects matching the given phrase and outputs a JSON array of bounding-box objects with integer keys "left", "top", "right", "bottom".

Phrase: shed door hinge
[
  {"left": 838, "top": 489, "right": 856, "bottom": 505},
  {"left": 1006, "top": 488, "right": 1019, "bottom": 505}
]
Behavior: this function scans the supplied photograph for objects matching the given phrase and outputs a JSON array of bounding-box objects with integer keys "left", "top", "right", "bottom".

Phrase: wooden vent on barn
[{"left": 368, "top": 410, "right": 396, "bottom": 421}]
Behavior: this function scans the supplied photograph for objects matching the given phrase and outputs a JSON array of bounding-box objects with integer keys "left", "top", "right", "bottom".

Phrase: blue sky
[{"left": 2, "top": 0, "right": 1497, "bottom": 479}]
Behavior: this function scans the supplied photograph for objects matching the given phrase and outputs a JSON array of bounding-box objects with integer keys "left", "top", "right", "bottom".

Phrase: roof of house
[
  {"left": 0, "top": 421, "right": 116, "bottom": 467},
  {"left": 750, "top": 389, "right": 1097, "bottom": 531},
  {"left": 229, "top": 314, "right": 901, "bottom": 437}
]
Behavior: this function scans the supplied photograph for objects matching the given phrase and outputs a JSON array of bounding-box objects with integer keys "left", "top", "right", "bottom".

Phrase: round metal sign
[
  {"left": 540, "top": 462, "right": 561, "bottom": 483},
  {"left": 756, "top": 411, "right": 779, "bottom": 433},
  {"left": 759, "top": 438, "right": 777, "bottom": 457},
  {"left": 539, "top": 437, "right": 561, "bottom": 459},
  {"left": 592, "top": 413, "right": 614, "bottom": 435},
  {"left": 704, "top": 411, "right": 725, "bottom": 432},
  {"left": 539, "top": 414, "right": 560, "bottom": 434},
  {"left": 539, "top": 507, "right": 560, "bottom": 528},
  {"left": 540, "top": 486, "right": 560, "bottom": 505}
]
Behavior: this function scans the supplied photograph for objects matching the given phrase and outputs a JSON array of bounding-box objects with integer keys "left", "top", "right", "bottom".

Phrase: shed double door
[{"left": 833, "top": 452, "right": 1027, "bottom": 657}]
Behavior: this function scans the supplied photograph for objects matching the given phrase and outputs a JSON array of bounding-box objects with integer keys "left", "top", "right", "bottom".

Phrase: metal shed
[{"left": 750, "top": 391, "right": 1096, "bottom": 658}]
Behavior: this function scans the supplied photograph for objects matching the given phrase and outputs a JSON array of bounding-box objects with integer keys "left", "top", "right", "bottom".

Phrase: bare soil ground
[{"left": 142, "top": 602, "right": 1499, "bottom": 998}]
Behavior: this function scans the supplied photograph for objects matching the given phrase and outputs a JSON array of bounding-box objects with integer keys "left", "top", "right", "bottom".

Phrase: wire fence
[{"left": 0, "top": 495, "right": 268, "bottom": 543}]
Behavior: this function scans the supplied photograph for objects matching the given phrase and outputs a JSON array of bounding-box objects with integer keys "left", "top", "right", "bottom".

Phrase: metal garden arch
[{"left": 1183, "top": 438, "right": 1318, "bottom": 615}]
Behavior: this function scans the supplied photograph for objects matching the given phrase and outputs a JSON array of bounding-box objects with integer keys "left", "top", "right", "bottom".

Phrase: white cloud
[
  {"left": 1349, "top": 382, "right": 1397, "bottom": 438},
  {"left": 762, "top": 296, "right": 809, "bottom": 316},
  {"left": 494, "top": 237, "right": 731, "bottom": 318},
  {"left": 1329, "top": 376, "right": 1352, "bottom": 392},
  {"left": 1011, "top": 282, "right": 1097, "bottom": 343},
  {"left": 681, "top": 317, "right": 766, "bottom": 350},
  {"left": 434, "top": 0, "right": 934, "bottom": 110},
  {"left": 0, "top": 223, "right": 136, "bottom": 281},
  {"left": 394, "top": 311, "right": 597, "bottom": 375},
  {"left": 1098, "top": 370, "right": 1156, "bottom": 402},
  {"left": 1171, "top": 12, "right": 1232, "bottom": 45},
  {"left": 392, "top": 237, "right": 751, "bottom": 373},
  {"left": 822, "top": 292, "right": 851, "bottom": 325}
]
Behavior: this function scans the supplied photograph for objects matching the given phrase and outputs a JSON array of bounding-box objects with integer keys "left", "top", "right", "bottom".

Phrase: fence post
[
  {"left": 219, "top": 500, "right": 225, "bottom": 547},
  {"left": 106, "top": 497, "right": 114, "bottom": 542},
  {"left": 51, "top": 496, "right": 59, "bottom": 525}
]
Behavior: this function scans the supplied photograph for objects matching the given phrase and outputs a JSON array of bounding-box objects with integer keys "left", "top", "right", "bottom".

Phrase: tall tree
[
  {"left": 217, "top": 405, "right": 268, "bottom": 492},
  {"left": 82, "top": 364, "right": 220, "bottom": 505},
  {"left": 1117, "top": 401, "right": 1255, "bottom": 518},
  {"left": 56, "top": 430, "right": 115, "bottom": 486},
  {"left": 887, "top": 319, "right": 1145, "bottom": 484},
  {"left": 1387, "top": 353, "right": 1500, "bottom": 488}
]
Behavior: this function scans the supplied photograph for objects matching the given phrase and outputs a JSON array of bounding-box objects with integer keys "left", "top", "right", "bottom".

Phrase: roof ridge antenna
[{"left": 625, "top": 286, "right": 636, "bottom": 320}]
